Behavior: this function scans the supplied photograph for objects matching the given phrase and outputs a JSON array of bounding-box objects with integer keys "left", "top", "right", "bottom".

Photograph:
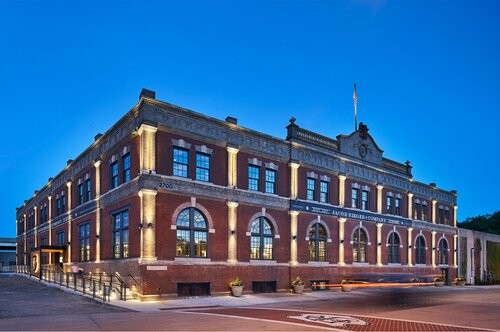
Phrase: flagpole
[{"left": 353, "top": 83, "right": 358, "bottom": 131}]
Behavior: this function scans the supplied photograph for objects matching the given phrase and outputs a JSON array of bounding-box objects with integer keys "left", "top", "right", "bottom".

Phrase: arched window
[
  {"left": 438, "top": 238, "right": 448, "bottom": 265},
  {"left": 415, "top": 235, "right": 426, "bottom": 264},
  {"left": 250, "top": 217, "right": 273, "bottom": 260},
  {"left": 352, "top": 228, "right": 367, "bottom": 263},
  {"left": 176, "top": 208, "right": 208, "bottom": 258},
  {"left": 387, "top": 232, "right": 401, "bottom": 264},
  {"left": 308, "top": 223, "right": 327, "bottom": 261}
]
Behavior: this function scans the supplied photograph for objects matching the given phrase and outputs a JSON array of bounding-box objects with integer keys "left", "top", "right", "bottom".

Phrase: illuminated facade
[{"left": 16, "top": 89, "right": 459, "bottom": 299}]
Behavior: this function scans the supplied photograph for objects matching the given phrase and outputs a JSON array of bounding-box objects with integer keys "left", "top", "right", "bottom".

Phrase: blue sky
[{"left": 1, "top": 0, "right": 499, "bottom": 238}]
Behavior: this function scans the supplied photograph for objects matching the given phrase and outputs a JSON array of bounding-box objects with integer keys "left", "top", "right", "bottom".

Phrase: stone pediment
[{"left": 336, "top": 123, "right": 383, "bottom": 165}]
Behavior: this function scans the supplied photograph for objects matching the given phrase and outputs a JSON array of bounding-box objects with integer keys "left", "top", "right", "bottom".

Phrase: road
[{"left": 0, "top": 273, "right": 498, "bottom": 331}]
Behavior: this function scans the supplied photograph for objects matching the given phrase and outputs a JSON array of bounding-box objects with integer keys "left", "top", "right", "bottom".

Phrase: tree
[{"left": 458, "top": 211, "right": 500, "bottom": 235}]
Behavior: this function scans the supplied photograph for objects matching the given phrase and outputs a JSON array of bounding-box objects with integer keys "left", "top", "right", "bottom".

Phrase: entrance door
[{"left": 441, "top": 267, "right": 449, "bottom": 285}]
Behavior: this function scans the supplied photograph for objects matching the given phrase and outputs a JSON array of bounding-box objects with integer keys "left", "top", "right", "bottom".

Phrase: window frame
[
  {"left": 415, "top": 235, "right": 426, "bottom": 264},
  {"left": 265, "top": 168, "right": 277, "bottom": 194},
  {"left": 175, "top": 207, "right": 209, "bottom": 258},
  {"left": 173, "top": 147, "right": 189, "bottom": 178},
  {"left": 307, "top": 178, "right": 316, "bottom": 201},
  {"left": 122, "top": 153, "right": 131, "bottom": 183},
  {"left": 110, "top": 161, "right": 119, "bottom": 189},
  {"left": 112, "top": 210, "right": 129, "bottom": 259},
  {"left": 308, "top": 223, "right": 327, "bottom": 261},
  {"left": 388, "top": 232, "right": 401, "bottom": 264},
  {"left": 319, "top": 181, "right": 329, "bottom": 203},
  {"left": 248, "top": 165, "right": 260, "bottom": 191},
  {"left": 195, "top": 152, "right": 211, "bottom": 182},
  {"left": 85, "top": 179, "right": 91, "bottom": 202},
  {"left": 352, "top": 227, "right": 368, "bottom": 263},
  {"left": 78, "top": 222, "right": 90, "bottom": 262},
  {"left": 438, "top": 238, "right": 448, "bottom": 265},
  {"left": 250, "top": 216, "right": 274, "bottom": 260}
]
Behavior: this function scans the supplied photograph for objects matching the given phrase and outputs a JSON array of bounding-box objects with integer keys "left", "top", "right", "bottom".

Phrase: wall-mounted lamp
[
  {"left": 231, "top": 230, "right": 235, "bottom": 235},
  {"left": 340, "top": 240, "right": 344, "bottom": 244},
  {"left": 138, "top": 224, "right": 143, "bottom": 229},
  {"left": 454, "top": 249, "right": 457, "bottom": 252},
  {"left": 432, "top": 247, "right": 436, "bottom": 251},
  {"left": 147, "top": 222, "right": 153, "bottom": 229},
  {"left": 96, "top": 235, "right": 100, "bottom": 239},
  {"left": 378, "top": 243, "right": 382, "bottom": 246},
  {"left": 67, "top": 241, "right": 71, "bottom": 246},
  {"left": 292, "top": 235, "right": 297, "bottom": 240},
  {"left": 408, "top": 245, "right": 412, "bottom": 248}
]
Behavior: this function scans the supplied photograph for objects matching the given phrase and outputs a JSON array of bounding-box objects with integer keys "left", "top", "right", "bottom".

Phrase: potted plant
[
  {"left": 341, "top": 278, "right": 353, "bottom": 292},
  {"left": 433, "top": 276, "right": 445, "bottom": 287},
  {"left": 229, "top": 277, "right": 244, "bottom": 297},
  {"left": 455, "top": 276, "right": 466, "bottom": 287},
  {"left": 291, "top": 276, "right": 305, "bottom": 294}
]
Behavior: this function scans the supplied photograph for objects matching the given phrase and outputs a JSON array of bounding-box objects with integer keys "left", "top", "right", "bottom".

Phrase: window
[
  {"left": 352, "top": 228, "right": 367, "bottom": 263},
  {"left": 110, "top": 162, "right": 119, "bottom": 189},
  {"left": 56, "top": 197, "right": 61, "bottom": 215},
  {"left": 61, "top": 194, "right": 66, "bottom": 213},
  {"left": 78, "top": 184, "right": 84, "bottom": 206},
  {"left": 421, "top": 205, "right": 427, "bottom": 221},
  {"left": 444, "top": 209, "right": 450, "bottom": 225},
  {"left": 438, "top": 207, "right": 445, "bottom": 224},
  {"left": 415, "top": 235, "right": 426, "bottom": 264},
  {"left": 413, "top": 202, "right": 427, "bottom": 221},
  {"left": 319, "top": 181, "right": 329, "bottom": 203},
  {"left": 195, "top": 153, "right": 210, "bottom": 182},
  {"left": 351, "top": 188, "right": 359, "bottom": 208},
  {"left": 307, "top": 178, "right": 316, "bottom": 201},
  {"left": 386, "top": 197, "right": 393, "bottom": 214},
  {"left": 175, "top": 208, "right": 208, "bottom": 258},
  {"left": 250, "top": 217, "right": 273, "bottom": 260},
  {"left": 123, "top": 153, "right": 131, "bottom": 183},
  {"left": 361, "top": 190, "right": 370, "bottom": 210},
  {"left": 248, "top": 165, "right": 260, "bottom": 191},
  {"left": 112, "top": 210, "right": 129, "bottom": 259},
  {"left": 438, "top": 239, "right": 448, "bottom": 265},
  {"left": 57, "top": 231, "right": 65, "bottom": 246},
  {"left": 78, "top": 222, "right": 90, "bottom": 262},
  {"left": 173, "top": 148, "right": 189, "bottom": 178},
  {"left": 388, "top": 232, "right": 401, "bottom": 263},
  {"left": 394, "top": 197, "right": 402, "bottom": 216},
  {"left": 85, "top": 179, "right": 91, "bottom": 202},
  {"left": 265, "top": 169, "right": 276, "bottom": 194},
  {"left": 308, "top": 223, "right": 327, "bottom": 261}
]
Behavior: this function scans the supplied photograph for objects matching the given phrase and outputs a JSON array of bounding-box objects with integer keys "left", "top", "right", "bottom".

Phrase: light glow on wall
[
  {"left": 227, "top": 201, "right": 238, "bottom": 263},
  {"left": 138, "top": 124, "right": 158, "bottom": 173},
  {"left": 289, "top": 162, "right": 299, "bottom": 199},
  {"left": 289, "top": 210, "right": 299, "bottom": 265},
  {"left": 139, "top": 189, "right": 157, "bottom": 261},
  {"left": 338, "top": 217, "right": 346, "bottom": 265},
  {"left": 226, "top": 146, "right": 239, "bottom": 188},
  {"left": 338, "top": 174, "right": 346, "bottom": 207}
]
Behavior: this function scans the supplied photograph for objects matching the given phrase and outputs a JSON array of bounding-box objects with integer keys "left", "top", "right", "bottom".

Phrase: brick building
[{"left": 16, "top": 89, "right": 458, "bottom": 299}]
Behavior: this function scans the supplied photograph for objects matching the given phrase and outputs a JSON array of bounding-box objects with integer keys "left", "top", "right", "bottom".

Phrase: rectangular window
[
  {"left": 421, "top": 205, "right": 427, "bottom": 221},
  {"left": 57, "top": 231, "right": 65, "bottom": 246},
  {"left": 439, "top": 207, "right": 445, "bottom": 224},
  {"left": 265, "top": 169, "right": 276, "bottom": 194},
  {"left": 248, "top": 165, "right": 260, "bottom": 191},
  {"left": 78, "top": 184, "right": 83, "bottom": 206},
  {"left": 319, "top": 181, "right": 328, "bottom": 203},
  {"left": 39, "top": 206, "right": 44, "bottom": 223},
  {"left": 361, "top": 190, "right": 369, "bottom": 210},
  {"left": 61, "top": 195, "right": 66, "bottom": 213},
  {"left": 110, "top": 162, "right": 119, "bottom": 189},
  {"left": 413, "top": 202, "right": 419, "bottom": 220},
  {"left": 85, "top": 179, "right": 91, "bottom": 202},
  {"left": 351, "top": 188, "right": 359, "bottom": 208},
  {"left": 195, "top": 153, "right": 210, "bottom": 182},
  {"left": 56, "top": 198, "right": 61, "bottom": 216},
  {"left": 386, "top": 197, "right": 393, "bottom": 214},
  {"left": 112, "top": 210, "right": 129, "bottom": 259},
  {"left": 78, "top": 223, "right": 90, "bottom": 262},
  {"left": 307, "top": 178, "right": 316, "bottom": 201},
  {"left": 395, "top": 198, "right": 402, "bottom": 216},
  {"left": 173, "top": 148, "right": 189, "bottom": 178},
  {"left": 123, "top": 153, "right": 131, "bottom": 183},
  {"left": 444, "top": 209, "right": 450, "bottom": 224}
]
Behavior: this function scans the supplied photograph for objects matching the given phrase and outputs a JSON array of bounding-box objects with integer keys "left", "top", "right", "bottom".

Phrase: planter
[
  {"left": 292, "top": 284, "right": 304, "bottom": 294},
  {"left": 434, "top": 281, "right": 445, "bottom": 287},
  {"left": 341, "top": 284, "right": 353, "bottom": 292},
  {"left": 231, "top": 285, "right": 244, "bottom": 297},
  {"left": 456, "top": 280, "right": 466, "bottom": 287}
]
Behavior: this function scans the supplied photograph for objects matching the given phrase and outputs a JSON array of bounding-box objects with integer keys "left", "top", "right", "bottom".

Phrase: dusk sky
[{"left": 1, "top": 0, "right": 499, "bottom": 238}]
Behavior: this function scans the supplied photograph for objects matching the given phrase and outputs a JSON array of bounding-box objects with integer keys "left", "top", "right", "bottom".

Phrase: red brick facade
[{"left": 16, "top": 89, "right": 459, "bottom": 299}]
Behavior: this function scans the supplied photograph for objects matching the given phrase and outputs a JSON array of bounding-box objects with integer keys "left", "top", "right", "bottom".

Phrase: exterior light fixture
[
  {"left": 231, "top": 230, "right": 235, "bottom": 235},
  {"left": 147, "top": 222, "right": 153, "bottom": 228},
  {"left": 292, "top": 235, "right": 297, "bottom": 240},
  {"left": 96, "top": 235, "right": 100, "bottom": 239},
  {"left": 340, "top": 240, "right": 344, "bottom": 244},
  {"left": 138, "top": 224, "right": 143, "bottom": 229}
]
